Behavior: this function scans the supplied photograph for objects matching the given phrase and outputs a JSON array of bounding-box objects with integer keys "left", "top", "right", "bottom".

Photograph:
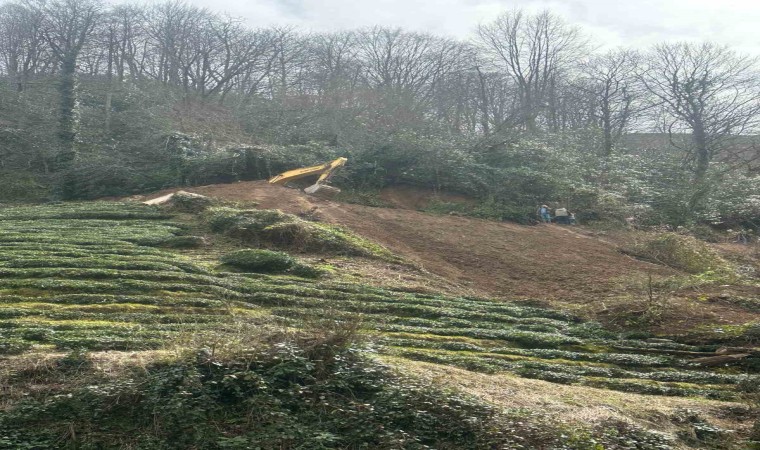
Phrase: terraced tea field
[{"left": 0, "top": 201, "right": 757, "bottom": 405}]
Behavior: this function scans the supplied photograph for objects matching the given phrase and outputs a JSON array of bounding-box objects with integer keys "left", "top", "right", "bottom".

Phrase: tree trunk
[
  {"left": 475, "top": 67, "right": 490, "bottom": 135},
  {"left": 105, "top": 91, "right": 113, "bottom": 134},
  {"left": 601, "top": 98, "right": 613, "bottom": 157},
  {"left": 523, "top": 89, "right": 538, "bottom": 133},
  {"left": 692, "top": 124, "right": 709, "bottom": 182},
  {"left": 54, "top": 57, "right": 78, "bottom": 171},
  {"left": 687, "top": 123, "right": 711, "bottom": 213}
]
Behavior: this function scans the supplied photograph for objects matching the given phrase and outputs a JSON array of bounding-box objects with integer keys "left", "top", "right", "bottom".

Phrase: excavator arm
[{"left": 268, "top": 157, "right": 347, "bottom": 195}]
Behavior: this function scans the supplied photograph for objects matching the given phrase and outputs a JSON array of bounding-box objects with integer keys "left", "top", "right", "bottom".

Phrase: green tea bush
[
  {"left": 221, "top": 249, "right": 296, "bottom": 273},
  {"left": 0, "top": 336, "right": 32, "bottom": 354},
  {"left": 289, "top": 263, "right": 328, "bottom": 278},
  {"left": 158, "top": 235, "right": 206, "bottom": 248}
]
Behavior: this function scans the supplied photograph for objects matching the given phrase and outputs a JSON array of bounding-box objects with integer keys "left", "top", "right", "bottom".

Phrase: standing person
[{"left": 537, "top": 205, "right": 551, "bottom": 223}]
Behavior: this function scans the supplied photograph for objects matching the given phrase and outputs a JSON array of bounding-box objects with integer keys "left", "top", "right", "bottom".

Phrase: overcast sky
[{"left": 126, "top": 0, "right": 760, "bottom": 55}]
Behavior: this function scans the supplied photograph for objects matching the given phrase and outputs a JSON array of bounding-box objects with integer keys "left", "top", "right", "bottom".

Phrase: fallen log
[
  {"left": 716, "top": 346, "right": 760, "bottom": 357},
  {"left": 610, "top": 346, "right": 715, "bottom": 357},
  {"left": 143, "top": 190, "right": 208, "bottom": 205},
  {"left": 691, "top": 353, "right": 751, "bottom": 367}
]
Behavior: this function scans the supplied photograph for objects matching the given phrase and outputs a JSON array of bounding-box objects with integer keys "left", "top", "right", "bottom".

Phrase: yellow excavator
[{"left": 268, "top": 157, "right": 347, "bottom": 196}]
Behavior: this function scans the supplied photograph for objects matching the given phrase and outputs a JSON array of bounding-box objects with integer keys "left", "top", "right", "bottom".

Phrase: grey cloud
[{"left": 127, "top": 0, "right": 760, "bottom": 54}]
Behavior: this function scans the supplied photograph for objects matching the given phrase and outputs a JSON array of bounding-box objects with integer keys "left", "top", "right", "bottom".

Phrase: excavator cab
[{"left": 268, "top": 157, "right": 347, "bottom": 197}]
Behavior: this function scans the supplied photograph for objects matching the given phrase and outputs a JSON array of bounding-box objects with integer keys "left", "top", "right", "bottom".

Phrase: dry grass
[
  {"left": 323, "top": 256, "right": 469, "bottom": 295},
  {"left": 0, "top": 349, "right": 176, "bottom": 410},
  {"left": 387, "top": 357, "right": 756, "bottom": 447}
]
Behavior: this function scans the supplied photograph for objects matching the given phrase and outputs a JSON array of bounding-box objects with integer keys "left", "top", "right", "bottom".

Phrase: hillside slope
[
  {"left": 142, "top": 181, "right": 664, "bottom": 301},
  {"left": 2, "top": 199, "right": 758, "bottom": 447}
]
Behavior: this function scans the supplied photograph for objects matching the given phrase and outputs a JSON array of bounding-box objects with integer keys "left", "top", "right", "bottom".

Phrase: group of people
[{"left": 537, "top": 205, "right": 576, "bottom": 225}]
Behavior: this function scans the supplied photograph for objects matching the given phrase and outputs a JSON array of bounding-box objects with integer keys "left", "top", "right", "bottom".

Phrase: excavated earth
[
  {"left": 138, "top": 181, "right": 760, "bottom": 332},
  {"left": 140, "top": 182, "right": 657, "bottom": 297}
]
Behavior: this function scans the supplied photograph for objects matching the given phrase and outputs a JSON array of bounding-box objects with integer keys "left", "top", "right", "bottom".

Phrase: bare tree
[
  {"left": 200, "top": 18, "right": 273, "bottom": 102},
  {"left": 579, "top": 49, "right": 642, "bottom": 156},
  {"left": 229, "top": 28, "right": 277, "bottom": 107},
  {"left": 639, "top": 42, "right": 760, "bottom": 183},
  {"left": 0, "top": 2, "right": 50, "bottom": 91},
  {"left": 267, "top": 26, "right": 309, "bottom": 100},
  {"left": 143, "top": 1, "right": 205, "bottom": 87},
  {"left": 308, "top": 31, "right": 361, "bottom": 103},
  {"left": 462, "top": 65, "right": 519, "bottom": 134},
  {"left": 356, "top": 27, "right": 466, "bottom": 106},
  {"left": 477, "top": 9, "right": 586, "bottom": 132},
  {"left": 105, "top": 4, "right": 146, "bottom": 82},
  {"left": 302, "top": 31, "right": 363, "bottom": 143}
]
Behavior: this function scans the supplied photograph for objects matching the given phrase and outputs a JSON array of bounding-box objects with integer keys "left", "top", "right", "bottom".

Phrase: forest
[{"left": 0, "top": 0, "right": 758, "bottom": 229}]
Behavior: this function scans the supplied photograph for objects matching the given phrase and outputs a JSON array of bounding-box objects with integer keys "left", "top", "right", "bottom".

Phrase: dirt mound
[{"left": 141, "top": 181, "right": 666, "bottom": 300}]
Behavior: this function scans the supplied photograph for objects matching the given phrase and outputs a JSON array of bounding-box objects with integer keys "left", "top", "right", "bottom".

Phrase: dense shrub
[
  {"left": 220, "top": 249, "right": 326, "bottom": 278},
  {"left": 221, "top": 249, "right": 296, "bottom": 273},
  {"left": 425, "top": 198, "right": 538, "bottom": 223},
  {"left": 206, "top": 207, "right": 393, "bottom": 258},
  {"left": 0, "top": 171, "right": 49, "bottom": 203},
  {"left": 624, "top": 233, "right": 732, "bottom": 274},
  {"left": 169, "top": 192, "right": 214, "bottom": 212},
  {"left": 701, "top": 171, "right": 760, "bottom": 228},
  {"left": 0, "top": 339, "right": 512, "bottom": 449},
  {"left": 205, "top": 207, "right": 290, "bottom": 234}
]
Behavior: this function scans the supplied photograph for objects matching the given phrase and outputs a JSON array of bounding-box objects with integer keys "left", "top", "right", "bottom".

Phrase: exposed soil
[
  {"left": 140, "top": 182, "right": 665, "bottom": 300},
  {"left": 377, "top": 184, "right": 474, "bottom": 210},
  {"left": 138, "top": 181, "right": 760, "bottom": 333}
]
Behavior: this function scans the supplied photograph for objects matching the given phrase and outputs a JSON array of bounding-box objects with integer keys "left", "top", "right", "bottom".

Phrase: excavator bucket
[
  {"left": 269, "top": 157, "right": 347, "bottom": 197},
  {"left": 303, "top": 183, "right": 324, "bottom": 194},
  {"left": 304, "top": 183, "right": 341, "bottom": 197}
]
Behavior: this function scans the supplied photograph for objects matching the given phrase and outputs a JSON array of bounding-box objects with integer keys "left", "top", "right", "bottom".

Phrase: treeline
[{"left": 0, "top": 0, "right": 758, "bottom": 228}]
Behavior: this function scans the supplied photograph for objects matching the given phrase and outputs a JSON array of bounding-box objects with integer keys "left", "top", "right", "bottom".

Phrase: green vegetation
[
  {"left": 424, "top": 198, "right": 533, "bottom": 223},
  {"left": 221, "top": 248, "right": 297, "bottom": 272},
  {"left": 169, "top": 191, "right": 215, "bottom": 212},
  {"left": 205, "top": 206, "right": 395, "bottom": 259},
  {"left": 0, "top": 334, "right": 513, "bottom": 449},
  {"left": 0, "top": 0, "right": 757, "bottom": 444},
  {"left": 625, "top": 233, "right": 734, "bottom": 275},
  {"left": 0, "top": 201, "right": 755, "bottom": 447},
  {"left": 0, "top": 203, "right": 755, "bottom": 398},
  {"left": 221, "top": 249, "right": 323, "bottom": 277}
]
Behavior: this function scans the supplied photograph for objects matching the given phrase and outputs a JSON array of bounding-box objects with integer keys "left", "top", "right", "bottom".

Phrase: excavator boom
[{"left": 268, "top": 157, "right": 347, "bottom": 195}]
